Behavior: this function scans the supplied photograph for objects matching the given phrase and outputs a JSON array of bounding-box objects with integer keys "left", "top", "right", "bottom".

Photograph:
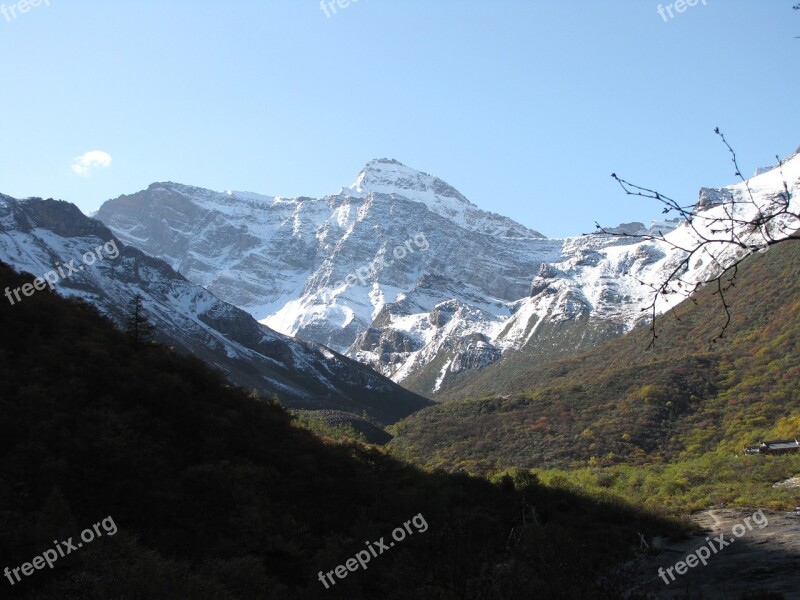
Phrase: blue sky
[{"left": 1, "top": 0, "right": 798, "bottom": 238}]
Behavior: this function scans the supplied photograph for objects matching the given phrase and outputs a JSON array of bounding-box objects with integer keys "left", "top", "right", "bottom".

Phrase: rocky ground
[{"left": 631, "top": 507, "right": 800, "bottom": 599}]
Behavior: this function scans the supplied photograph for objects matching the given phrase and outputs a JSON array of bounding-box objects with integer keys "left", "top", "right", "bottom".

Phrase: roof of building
[{"left": 762, "top": 440, "right": 800, "bottom": 450}]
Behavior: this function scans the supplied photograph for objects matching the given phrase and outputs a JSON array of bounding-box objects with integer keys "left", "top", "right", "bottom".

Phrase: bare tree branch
[{"left": 595, "top": 130, "right": 798, "bottom": 347}]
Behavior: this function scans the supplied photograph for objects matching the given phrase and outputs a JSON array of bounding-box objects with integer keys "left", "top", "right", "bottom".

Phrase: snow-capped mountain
[
  {"left": 96, "top": 160, "right": 562, "bottom": 392},
  {"left": 95, "top": 152, "right": 799, "bottom": 395},
  {"left": 0, "top": 194, "right": 431, "bottom": 424}
]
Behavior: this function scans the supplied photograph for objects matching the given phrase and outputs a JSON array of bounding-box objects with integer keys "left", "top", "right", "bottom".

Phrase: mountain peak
[
  {"left": 343, "top": 158, "right": 545, "bottom": 240},
  {"left": 366, "top": 157, "right": 406, "bottom": 168},
  {"left": 349, "top": 158, "right": 473, "bottom": 207}
]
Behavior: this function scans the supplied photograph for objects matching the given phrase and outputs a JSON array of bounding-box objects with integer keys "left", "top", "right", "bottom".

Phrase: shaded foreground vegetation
[{"left": 0, "top": 261, "right": 691, "bottom": 599}]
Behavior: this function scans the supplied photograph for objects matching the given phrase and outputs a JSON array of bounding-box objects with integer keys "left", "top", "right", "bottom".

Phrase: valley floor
[{"left": 633, "top": 508, "right": 800, "bottom": 599}]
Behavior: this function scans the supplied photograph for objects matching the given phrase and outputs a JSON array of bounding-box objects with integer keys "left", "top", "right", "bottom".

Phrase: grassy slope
[
  {"left": 0, "top": 261, "right": 684, "bottom": 600},
  {"left": 388, "top": 243, "right": 800, "bottom": 511}
]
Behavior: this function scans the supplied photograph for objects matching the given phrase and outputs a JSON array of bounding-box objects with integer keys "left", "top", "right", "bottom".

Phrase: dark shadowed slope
[{"left": 0, "top": 261, "right": 685, "bottom": 599}]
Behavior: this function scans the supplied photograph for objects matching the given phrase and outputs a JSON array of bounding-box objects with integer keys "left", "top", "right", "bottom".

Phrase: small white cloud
[{"left": 72, "top": 150, "right": 113, "bottom": 177}]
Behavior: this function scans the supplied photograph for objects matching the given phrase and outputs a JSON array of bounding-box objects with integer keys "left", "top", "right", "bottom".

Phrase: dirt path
[{"left": 632, "top": 508, "right": 800, "bottom": 599}]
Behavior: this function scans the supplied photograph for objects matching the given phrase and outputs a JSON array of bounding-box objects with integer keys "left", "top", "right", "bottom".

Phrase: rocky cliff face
[{"left": 96, "top": 161, "right": 563, "bottom": 393}]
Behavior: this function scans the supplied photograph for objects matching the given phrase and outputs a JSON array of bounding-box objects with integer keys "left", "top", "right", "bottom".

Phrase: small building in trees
[
  {"left": 744, "top": 438, "right": 800, "bottom": 455},
  {"left": 761, "top": 439, "right": 800, "bottom": 455}
]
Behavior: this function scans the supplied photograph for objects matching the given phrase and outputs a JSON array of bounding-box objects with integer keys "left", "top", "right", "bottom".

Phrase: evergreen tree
[{"left": 126, "top": 293, "right": 154, "bottom": 349}]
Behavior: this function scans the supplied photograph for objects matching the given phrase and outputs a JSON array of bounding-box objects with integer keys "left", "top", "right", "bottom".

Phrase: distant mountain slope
[
  {"left": 435, "top": 150, "right": 800, "bottom": 396},
  {"left": 0, "top": 194, "right": 430, "bottom": 424},
  {"left": 389, "top": 241, "right": 800, "bottom": 473}
]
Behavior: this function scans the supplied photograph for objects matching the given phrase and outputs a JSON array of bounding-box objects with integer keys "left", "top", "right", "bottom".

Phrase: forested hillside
[{"left": 389, "top": 242, "right": 800, "bottom": 484}]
